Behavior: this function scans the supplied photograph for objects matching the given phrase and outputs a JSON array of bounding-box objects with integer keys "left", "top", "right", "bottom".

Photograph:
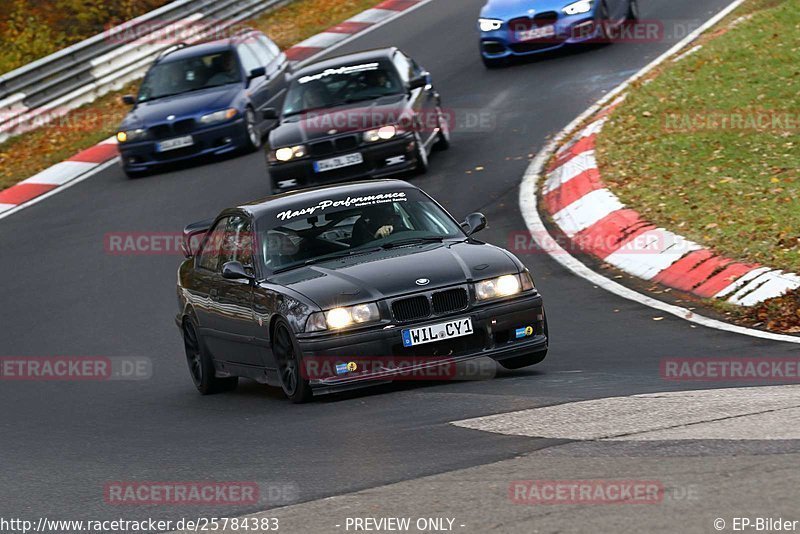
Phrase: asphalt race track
[{"left": 2, "top": 0, "right": 799, "bottom": 531}]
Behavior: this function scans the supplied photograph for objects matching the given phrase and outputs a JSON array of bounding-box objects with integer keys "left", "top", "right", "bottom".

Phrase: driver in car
[
  {"left": 351, "top": 203, "right": 408, "bottom": 246},
  {"left": 207, "top": 53, "right": 239, "bottom": 86}
]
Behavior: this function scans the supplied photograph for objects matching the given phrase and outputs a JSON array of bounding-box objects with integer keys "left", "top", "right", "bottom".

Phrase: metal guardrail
[{"left": 0, "top": 0, "right": 285, "bottom": 144}]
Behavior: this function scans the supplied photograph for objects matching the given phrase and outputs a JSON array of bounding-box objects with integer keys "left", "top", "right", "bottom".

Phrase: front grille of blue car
[
  {"left": 508, "top": 11, "right": 559, "bottom": 33},
  {"left": 149, "top": 119, "right": 197, "bottom": 140}
]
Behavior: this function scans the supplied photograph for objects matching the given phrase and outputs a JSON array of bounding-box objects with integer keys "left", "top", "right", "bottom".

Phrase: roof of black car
[
  {"left": 291, "top": 48, "right": 397, "bottom": 78},
  {"left": 239, "top": 179, "right": 418, "bottom": 218}
]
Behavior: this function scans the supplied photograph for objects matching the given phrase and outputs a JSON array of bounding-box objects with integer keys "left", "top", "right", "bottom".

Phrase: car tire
[
  {"left": 497, "top": 310, "right": 549, "bottom": 370},
  {"left": 272, "top": 318, "right": 313, "bottom": 404},
  {"left": 596, "top": 0, "right": 613, "bottom": 43},
  {"left": 242, "top": 108, "right": 262, "bottom": 152},
  {"left": 413, "top": 133, "right": 430, "bottom": 175},
  {"left": 183, "top": 320, "right": 238, "bottom": 395},
  {"left": 482, "top": 56, "right": 507, "bottom": 69},
  {"left": 433, "top": 107, "right": 451, "bottom": 151},
  {"left": 627, "top": 0, "right": 640, "bottom": 21}
]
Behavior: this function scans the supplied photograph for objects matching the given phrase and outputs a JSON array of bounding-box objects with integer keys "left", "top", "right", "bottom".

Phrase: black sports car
[
  {"left": 263, "top": 48, "right": 451, "bottom": 195},
  {"left": 176, "top": 180, "right": 548, "bottom": 402}
]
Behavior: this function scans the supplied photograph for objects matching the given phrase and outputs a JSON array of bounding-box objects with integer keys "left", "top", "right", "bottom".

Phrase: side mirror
[
  {"left": 222, "top": 261, "right": 254, "bottom": 281},
  {"left": 408, "top": 75, "right": 427, "bottom": 91},
  {"left": 122, "top": 95, "right": 136, "bottom": 106},
  {"left": 249, "top": 66, "right": 267, "bottom": 79},
  {"left": 462, "top": 212, "right": 487, "bottom": 236},
  {"left": 262, "top": 107, "right": 278, "bottom": 120}
]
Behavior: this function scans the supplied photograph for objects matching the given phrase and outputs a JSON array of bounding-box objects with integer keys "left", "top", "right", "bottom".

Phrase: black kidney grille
[
  {"left": 149, "top": 124, "right": 172, "bottom": 140},
  {"left": 173, "top": 118, "right": 196, "bottom": 135},
  {"left": 308, "top": 140, "right": 335, "bottom": 157},
  {"left": 335, "top": 135, "right": 359, "bottom": 152},
  {"left": 432, "top": 288, "right": 469, "bottom": 314},
  {"left": 392, "top": 295, "right": 431, "bottom": 322}
]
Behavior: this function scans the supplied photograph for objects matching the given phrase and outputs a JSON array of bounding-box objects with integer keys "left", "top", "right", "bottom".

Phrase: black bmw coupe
[
  {"left": 263, "top": 48, "right": 450, "bottom": 194},
  {"left": 176, "top": 180, "right": 548, "bottom": 402}
]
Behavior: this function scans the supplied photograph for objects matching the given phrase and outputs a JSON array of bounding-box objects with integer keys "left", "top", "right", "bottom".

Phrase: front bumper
[
  {"left": 296, "top": 292, "right": 547, "bottom": 392},
  {"left": 480, "top": 14, "right": 601, "bottom": 59},
  {"left": 118, "top": 118, "right": 248, "bottom": 171},
  {"left": 268, "top": 134, "right": 419, "bottom": 193}
]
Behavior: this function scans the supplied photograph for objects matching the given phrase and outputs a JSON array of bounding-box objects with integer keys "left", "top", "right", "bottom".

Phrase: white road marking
[
  {"left": 551, "top": 188, "right": 624, "bottom": 237},
  {"left": 604, "top": 228, "right": 701, "bottom": 280},
  {"left": 543, "top": 150, "right": 597, "bottom": 193},
  {"left": 21, "top": 161, "right": 97, "bottom": 186},
  {"left": 451, "top": 385, "right": 800, "bottom": 441}
]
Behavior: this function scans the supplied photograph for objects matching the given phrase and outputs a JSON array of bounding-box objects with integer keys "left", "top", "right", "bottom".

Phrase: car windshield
[
  {"left": 282, "top": 61, "right": 404, "bottom": 116},
  {"left": 255, "top": 190, "right": 465, "bottom": 274},
  {"left": 137, "top": 51, "right": 241, "bottom": 102}
]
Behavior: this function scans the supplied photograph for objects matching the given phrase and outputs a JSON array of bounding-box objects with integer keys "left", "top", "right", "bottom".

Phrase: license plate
[
  {"left": 516, "top": 24, "right": 555, "bottom": 41},
  {"left": 402, "top": 317, "right": 474, "bottom": 348},
  {"left": 156, "top": 135, "right": 194, "bottom": 152},
  {"left": 313, "top": 152, "right": 363, "bottom": 173}
]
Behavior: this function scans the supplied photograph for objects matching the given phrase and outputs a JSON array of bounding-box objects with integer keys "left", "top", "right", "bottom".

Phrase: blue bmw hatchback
[
  {"left": 478, "top": 0, "right": 639, "bottom": 67},
  {"left": 116, "top": 30, "right": 291, "bottom": 177}
]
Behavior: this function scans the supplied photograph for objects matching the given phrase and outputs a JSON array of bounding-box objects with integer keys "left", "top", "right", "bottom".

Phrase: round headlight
[
  {"left": 351, "top": 304, "right": 374, "bottom": 323},
  {"left": 326, "top": 308, "right": 353, "bottom": 329},
  {"left": 116, "top": 131, "right": 128, "bottom": 143},
  {"left": 377, "top": 125, "right": 397, "bottom": 140},
  {"left": 496, "top": 275, "right": 521, "bottom": 296},
  {"left": 275, "top": 147, "right": 295, "bottom": 162}
]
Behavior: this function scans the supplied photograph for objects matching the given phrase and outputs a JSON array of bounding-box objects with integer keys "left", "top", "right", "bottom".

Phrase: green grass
[{"left": 596, "top": 0, "right": 800, "bottom": 273}]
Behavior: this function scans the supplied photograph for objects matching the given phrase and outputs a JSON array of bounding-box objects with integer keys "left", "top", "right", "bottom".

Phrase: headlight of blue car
[
  {"left": 116, "top": 128, "right": 147, "bottom": 143},
  {"left": 563, "top": 0, "right": 594, "bottom": 15},
  {"left": 479, "top": 18, "right": 503, "bottom": 32},
  {"left": 199, "top": 108, "right": 238, "bottom": 125}
]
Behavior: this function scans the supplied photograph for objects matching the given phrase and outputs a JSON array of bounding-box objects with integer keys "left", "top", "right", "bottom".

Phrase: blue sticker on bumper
[{"left": 402, "top": 329, "right": 412, "bottom": 347}]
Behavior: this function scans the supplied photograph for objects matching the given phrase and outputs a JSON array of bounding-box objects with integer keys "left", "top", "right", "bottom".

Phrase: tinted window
[
  {"left": 258, "top": 35, "right": 281, "bottom": 58},
  {"left": 219, "top": 215, "right": 255, "bottom": 270},
  {"left": 255, "top": 190, "right": 465, "bottom": 274},
  {"left": 138, "top": 51, "right": 241, "bottom": 102},
  {"left": 197, "top": 218, "right": 229, "bottom": 272},
  {"left": 237, "top": 44, "right": 261, "bottom": 73},
  {"left": 392, "top": 53, "right": 412, "bottom": 82},
  {"left": 249, "top": 37, "right": 276, "bottom": 64},
  {"left": 282, "top": 61, "right": 403, "bottom": 116}
]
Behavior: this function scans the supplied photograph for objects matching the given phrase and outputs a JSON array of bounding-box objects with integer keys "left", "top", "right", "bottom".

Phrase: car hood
[
  {"left": 269, "top": 94, "right": 409, "bottom": 147},
  {"left": 265, "top": 240, "right": 520, "bottom": 310},
  {"left": 481, "top": 0, "right": 570, "bottom": 18},
  {"left": 120, "top": 84, "right": 241, "bottom": 129}
]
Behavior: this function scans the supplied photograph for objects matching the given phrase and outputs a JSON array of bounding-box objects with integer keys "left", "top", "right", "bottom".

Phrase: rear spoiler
[{"left": 182, "top": 218, "right": 214, "bottom": 258}]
